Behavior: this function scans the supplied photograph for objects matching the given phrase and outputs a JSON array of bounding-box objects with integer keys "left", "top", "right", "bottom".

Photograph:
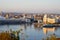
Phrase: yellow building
[
  {"left": 47, "top": 18, "right": 55, "bottom": 24},
  {"left": 5, "top": 14, "right": 9, "bottom": 19},
  {"left": 43, "top": 14, "right": 47, "bottom": 24},
  {"left": 43, "top": 14, "right": 56, "bottom": 24}
]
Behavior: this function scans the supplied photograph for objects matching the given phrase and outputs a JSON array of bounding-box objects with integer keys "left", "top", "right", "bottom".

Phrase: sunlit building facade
[
  {"left": 43, "top": 14, "right": 47, "bottom": 24},
  {"left": 47, "top": 18, "right": 55, "bottom": 24}
]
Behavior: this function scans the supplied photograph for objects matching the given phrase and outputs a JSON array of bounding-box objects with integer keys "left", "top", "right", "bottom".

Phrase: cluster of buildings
[
  {"left": 0, "top": 13, "right": 60, "bottom": 24},
  {"left": 43, "top": 14, "right": 60, "bottom": 24},
  {"left": 0, "top": 13, "right": 33, "bottom": 19}
]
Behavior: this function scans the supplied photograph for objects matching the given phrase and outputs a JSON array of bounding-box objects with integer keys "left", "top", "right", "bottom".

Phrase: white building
[{"left": 0, "top": 16, "right": 5, "bottom": 20}]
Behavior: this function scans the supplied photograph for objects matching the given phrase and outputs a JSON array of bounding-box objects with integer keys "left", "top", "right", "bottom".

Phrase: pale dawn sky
[{"left": 0, "top": 0, "right": 60, "bottom": 13}]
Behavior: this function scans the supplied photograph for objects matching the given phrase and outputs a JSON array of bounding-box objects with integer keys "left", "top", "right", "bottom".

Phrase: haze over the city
[{"left": 0, "top": 0, "right": 60, "bottom": 13}]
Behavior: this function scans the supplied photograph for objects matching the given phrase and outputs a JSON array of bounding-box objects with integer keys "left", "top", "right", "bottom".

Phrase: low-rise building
[{"left": 47, "top": 18, "right": 55, "bottom": 24}]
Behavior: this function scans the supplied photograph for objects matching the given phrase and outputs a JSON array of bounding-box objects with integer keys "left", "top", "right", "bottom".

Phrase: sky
[{"left": 0, "top": 0, "right": 60, "bottom": 13}]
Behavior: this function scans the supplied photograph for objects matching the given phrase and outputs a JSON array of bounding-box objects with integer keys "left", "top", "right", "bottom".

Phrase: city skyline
[{"left": 0, "top": 0, "right": 60, "bottom": 13}]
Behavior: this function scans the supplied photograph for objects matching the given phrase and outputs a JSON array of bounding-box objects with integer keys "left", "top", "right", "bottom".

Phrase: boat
[{"left": 43, "top": 24, "right": 58, "bottom": 28}]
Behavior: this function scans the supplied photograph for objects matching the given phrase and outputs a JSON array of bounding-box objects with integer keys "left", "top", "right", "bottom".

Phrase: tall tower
[
  {"left": 43, "top": 14, "right": 47, "bottom": 24},
  {"left": 5, "top": 14, "right": 9, "bottom": 19}
]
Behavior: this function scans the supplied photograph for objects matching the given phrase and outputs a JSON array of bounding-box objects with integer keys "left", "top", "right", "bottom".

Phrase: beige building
[
  {"left": 43, "top": 14, "right": 55, "bottom": 24},
  {"left": 43, "top": 14, "right": 47, "bottom": 24},
  {"left": 47, "top": 18, "right": 55, "bottom": 24},
  {"left": 5, "top": 14, "right": 9, "bottom": 19}
]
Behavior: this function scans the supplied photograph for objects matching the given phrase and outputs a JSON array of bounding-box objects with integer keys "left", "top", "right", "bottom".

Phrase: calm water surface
[{"left": 0, "top": 24, "right": 60, "bottom": 40}]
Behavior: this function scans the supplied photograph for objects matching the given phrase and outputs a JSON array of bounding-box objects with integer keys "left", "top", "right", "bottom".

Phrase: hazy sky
[{"left": 0, "top": 0, "right": 60, "bottom": 13}]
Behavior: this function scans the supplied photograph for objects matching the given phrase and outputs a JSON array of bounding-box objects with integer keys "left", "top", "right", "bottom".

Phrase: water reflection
[
  {"left": 43, "top": 27, "right": 55, "bottom": 35},
  {"left": 0, "top": 24, "right": 60, "bottom": 40}
]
